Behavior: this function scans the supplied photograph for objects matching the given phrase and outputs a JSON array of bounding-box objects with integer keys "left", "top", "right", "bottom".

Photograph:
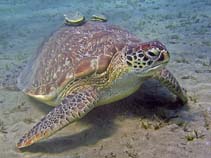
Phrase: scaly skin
[
  {"left": 153, "top": 68, "right": 188, "bottom": 104},
  {"left": 17, "top": 86, "right": 98, "bottom": 148}
]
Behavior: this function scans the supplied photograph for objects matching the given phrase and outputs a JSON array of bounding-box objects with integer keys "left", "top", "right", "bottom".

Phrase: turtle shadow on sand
[{"left": 19, "top": 80, "right": 190, "bottom": 153}]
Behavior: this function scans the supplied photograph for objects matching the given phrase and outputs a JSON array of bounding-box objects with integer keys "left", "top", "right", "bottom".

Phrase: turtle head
[{"left": 125, "top": 41, "right": 169, "bottom": 77}]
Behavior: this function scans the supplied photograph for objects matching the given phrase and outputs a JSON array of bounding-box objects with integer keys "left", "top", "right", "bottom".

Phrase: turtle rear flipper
[
  {"left": 153, "top": 68, "right": 188, "bottom": 104},
  {"left": 17, "top": 86, "right": 98, "bottom": 148}
]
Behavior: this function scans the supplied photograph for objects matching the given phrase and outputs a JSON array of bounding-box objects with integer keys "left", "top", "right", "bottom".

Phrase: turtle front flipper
[
  {"left": 153, "top": 68, "right": 188, "bottom": 104},
  {"left": 17, "top": 87, "right": 98, "bottom": 148}
]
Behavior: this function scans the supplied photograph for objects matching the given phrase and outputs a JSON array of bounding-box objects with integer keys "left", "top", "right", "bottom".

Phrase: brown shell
[{"left": 17, "top": 22, "right": 141, "bottom": 97}]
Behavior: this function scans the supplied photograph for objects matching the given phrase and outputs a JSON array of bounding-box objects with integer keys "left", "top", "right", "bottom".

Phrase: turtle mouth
[
  {"left": 150, "top": 64, "right": 163, "bottom": 70},
  {"left": 148, "top": 63, "right": 165, "bottom": 71},
  {"left": 139, "top": 60, "right": 168, "bottom": 76},
  {"left": 150, "top": 59, "right": 169, "bottom": 69}
]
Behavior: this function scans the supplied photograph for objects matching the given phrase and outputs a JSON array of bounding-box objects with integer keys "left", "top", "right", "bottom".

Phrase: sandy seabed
[{"left": 0, "top": 0, "right": 211, "bottom": 158}]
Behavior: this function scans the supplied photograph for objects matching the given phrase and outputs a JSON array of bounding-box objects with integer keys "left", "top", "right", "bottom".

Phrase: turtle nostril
[{"left": 158, "top": 53, "right": 164, "bottom": 61}]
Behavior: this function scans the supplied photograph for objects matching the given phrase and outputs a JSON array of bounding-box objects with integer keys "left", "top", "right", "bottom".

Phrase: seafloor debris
[
  {"left": 0, "top": 119, "right": 7, "bottom": 134},
  {"left": 203, "top": 109, "right": 211, "bottom": 130},
  {"left": 185, "top": 130, "right": 205, "bottom": 141}
]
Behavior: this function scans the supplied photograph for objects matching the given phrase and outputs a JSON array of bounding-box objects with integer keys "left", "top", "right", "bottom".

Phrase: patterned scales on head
[{"left": 17, "top": 22, "right": 141, "bottom": 105}]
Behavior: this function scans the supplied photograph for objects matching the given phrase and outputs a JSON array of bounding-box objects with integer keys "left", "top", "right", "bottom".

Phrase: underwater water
[{"left": 0, "top": 0, "right": 211, "bottom": 157}]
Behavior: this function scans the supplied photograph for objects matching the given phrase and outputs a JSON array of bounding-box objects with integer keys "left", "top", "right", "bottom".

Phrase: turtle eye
[
  {"left": 147, "top": 49, "right": 160, "bottom": 57},
  {"left": 148, "top": 51, "right": 156, "bottom": 57}
]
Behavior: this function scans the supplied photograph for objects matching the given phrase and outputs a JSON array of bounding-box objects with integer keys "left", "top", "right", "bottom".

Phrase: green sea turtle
[{"left": 16, "top": 21, "right": 187, "bottom": 148}]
